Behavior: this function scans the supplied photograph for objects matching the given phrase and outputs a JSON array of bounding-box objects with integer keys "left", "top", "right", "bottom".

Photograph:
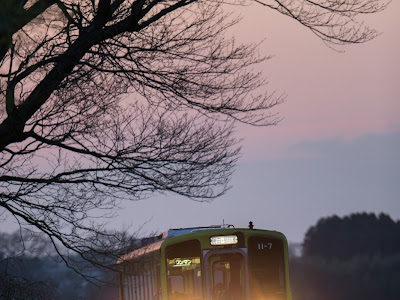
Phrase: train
[{"left": 117, "top": 222, "right": 291, "bottom": 300}]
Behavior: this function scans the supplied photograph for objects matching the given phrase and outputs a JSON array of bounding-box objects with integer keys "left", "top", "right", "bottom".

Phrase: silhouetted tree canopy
[
  {"left": 303, "top": 212, "right": 400, "bottom": 260},
  {"left": 291, "top": 212, "right": 400, "bottom": 300}
]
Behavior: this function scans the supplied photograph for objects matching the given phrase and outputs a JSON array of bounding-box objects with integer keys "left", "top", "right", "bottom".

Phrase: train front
[{"left": 162, "top": 228, "right": 292, "bottom": 300}]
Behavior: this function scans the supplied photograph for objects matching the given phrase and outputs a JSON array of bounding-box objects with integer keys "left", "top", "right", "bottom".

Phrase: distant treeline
[
  {"left": 290, "top": 212, "right": 400, "bottom": 300},
  {"left": 1, "top": 212, "right": 399, "bottom": 299},
  {"left": 0, "top": 230, "right": 117, "bottom": 300}
]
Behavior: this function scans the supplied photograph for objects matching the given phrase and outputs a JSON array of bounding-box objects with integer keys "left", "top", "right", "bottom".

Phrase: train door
[{"left": 204, "top": 250, "right": 249, "bottom": 300}]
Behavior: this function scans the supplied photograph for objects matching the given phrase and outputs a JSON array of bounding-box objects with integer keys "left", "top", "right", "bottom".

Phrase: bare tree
[{"left": 0, "top": 0, "right": 389, "bottom": 276}]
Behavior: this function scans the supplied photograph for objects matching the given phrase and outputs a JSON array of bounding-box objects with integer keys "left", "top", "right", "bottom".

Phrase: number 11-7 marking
[{"left": 258, "top": 243, "right": 273, "bottom": 250}]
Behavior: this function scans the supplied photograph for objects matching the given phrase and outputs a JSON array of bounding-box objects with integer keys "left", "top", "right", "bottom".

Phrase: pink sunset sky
[
  {"left": 2, "top": 1, "right": 399, "bottom": 243},
  {"left": 235, "top": 0, "right": 400, "bottom": 161},
  {"left": 114, "top": 0, "right": 400, "bottom": 242}
]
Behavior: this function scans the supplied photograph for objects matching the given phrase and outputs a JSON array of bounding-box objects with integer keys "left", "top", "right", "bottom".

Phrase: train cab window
[
  {"left": 248, "top": 237, "right": 286, "bottom": 299},
  {"left": 166, "top": 240, "right": 202, "bottom": 300}
]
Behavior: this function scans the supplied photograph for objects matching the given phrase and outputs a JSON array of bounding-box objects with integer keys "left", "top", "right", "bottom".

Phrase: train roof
[
  {"left": 116, "top": 224, "right": 284, "bottom": 264},
  {"left": 160, "top": 224, "right": 235, "bottom": 239},
  {"left": 117, "top": 225, "right": 232, "bottom": 264}
]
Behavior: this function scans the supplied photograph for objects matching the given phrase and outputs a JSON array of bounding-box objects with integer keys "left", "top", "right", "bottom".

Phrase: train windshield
[
  {"left": 248, "top": 237, "right": 286, "bottom": 299},
  {"left": 166, "top": 240, "right": 203, "bottom": 300}
]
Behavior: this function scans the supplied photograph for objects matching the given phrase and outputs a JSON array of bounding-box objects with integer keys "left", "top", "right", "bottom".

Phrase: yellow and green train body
[{"left": 117, "top": 225, "right": 292, "bottom": 300}]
